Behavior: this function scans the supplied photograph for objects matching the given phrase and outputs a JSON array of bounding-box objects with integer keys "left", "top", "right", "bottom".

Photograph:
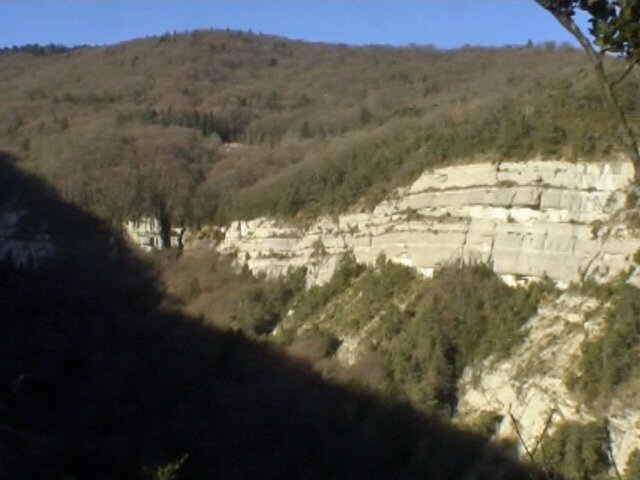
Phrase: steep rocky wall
[
  {"left": 123, "top": 217, "right": 184, "bottom": 252},
  {"left": 198, "top": 158, "right": 640, "bottom": 287},
  {"left": 456, "top": 292, "right": 640, "bottom": 474}
]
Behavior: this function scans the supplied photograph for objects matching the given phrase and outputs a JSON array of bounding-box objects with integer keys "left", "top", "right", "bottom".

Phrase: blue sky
[{"left": 0, "top": 1, "right": 587, "bottom": 49}]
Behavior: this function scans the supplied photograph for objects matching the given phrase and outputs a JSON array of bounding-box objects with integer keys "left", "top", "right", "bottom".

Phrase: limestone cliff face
[
  {"left": 123, "top": 218, "right": 166, "bottom": 252},
  {"left": 123, "top": 217, "right": 184, "bottom": 252},
  {"left": 456, "top": 292, "right": 640, "bottom": 474},
  {"left": 201, "top": 158, "right": 639, "bottom": 288}
]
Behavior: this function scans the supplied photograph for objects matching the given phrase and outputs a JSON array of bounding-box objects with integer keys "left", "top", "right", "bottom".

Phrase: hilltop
[{"left": 2, "top": 30, "right": 638, "bottom": 226}]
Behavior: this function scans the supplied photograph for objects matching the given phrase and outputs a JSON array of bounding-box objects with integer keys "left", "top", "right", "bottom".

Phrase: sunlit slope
[{"left": 1, "top": 31, "right": 638, "bottom": 224}]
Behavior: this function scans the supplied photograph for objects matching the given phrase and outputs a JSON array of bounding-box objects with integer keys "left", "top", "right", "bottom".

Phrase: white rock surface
[
  {"left": 455, "top": 293, "right": 640, "bottom": 474},
  {"left": 124, "top": 217, "right": 165, "bottom": 252},
  {"left": 123, "top": 217, "right": 184, "bottom": 251},
  {"left": 197, "top": 159, "right": 639, "bottom": 288}
]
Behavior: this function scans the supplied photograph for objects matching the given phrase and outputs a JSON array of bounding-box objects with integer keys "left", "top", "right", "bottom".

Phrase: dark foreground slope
[{"left": 0, "top": 151, "right": 548, "bottom": 479}]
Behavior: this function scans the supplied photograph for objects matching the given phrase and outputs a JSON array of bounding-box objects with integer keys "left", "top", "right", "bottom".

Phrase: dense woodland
[{"left": 1, "top": 30, "right": 640, "bottom": 226}]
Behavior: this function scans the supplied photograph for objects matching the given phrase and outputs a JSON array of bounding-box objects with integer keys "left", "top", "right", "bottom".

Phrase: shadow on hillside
[{"left": 0, "top": 152, "right": 550, "bottom": 479}]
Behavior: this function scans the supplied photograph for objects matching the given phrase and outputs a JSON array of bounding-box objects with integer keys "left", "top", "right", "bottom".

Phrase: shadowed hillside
[{"left": 0, "top": 151, "right": 554, "bottom": 479}]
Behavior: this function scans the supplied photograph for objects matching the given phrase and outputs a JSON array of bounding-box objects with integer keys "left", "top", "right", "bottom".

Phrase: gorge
[{"left": 123, "top": 157, "right": 640, "bottom": 473}]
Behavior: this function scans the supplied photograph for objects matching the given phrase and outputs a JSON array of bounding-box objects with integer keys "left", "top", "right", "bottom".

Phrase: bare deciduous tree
[{"left": 536, "top": 0, "right": 640, "bottom": 177}]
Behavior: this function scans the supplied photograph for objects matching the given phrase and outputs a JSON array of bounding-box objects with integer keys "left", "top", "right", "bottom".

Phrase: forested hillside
[{"left": 2, "top": 30, "right": 639, "bottom": 225}]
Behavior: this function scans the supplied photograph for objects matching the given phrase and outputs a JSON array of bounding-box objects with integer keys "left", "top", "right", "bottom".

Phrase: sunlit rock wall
[
  {"left": 456, "top": 292, "right": 640, "bottom": 474},
  {"left": 204, "top": 158, "right": 639, "bottom": 288},
  {"left": 123, "top": 217, "right": 184, "bottom": 252}
]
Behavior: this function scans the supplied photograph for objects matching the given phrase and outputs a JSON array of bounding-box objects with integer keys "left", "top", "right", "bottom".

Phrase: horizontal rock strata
[
  {"left": 202, "top": 159, "right": 640, "bottom": 287},
  {"left": 124, "top": 217, "right": 184, "bottom": 251}
]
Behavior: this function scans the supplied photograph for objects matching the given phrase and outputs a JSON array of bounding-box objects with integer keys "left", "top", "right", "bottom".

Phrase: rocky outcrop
[
  {"left": 123, "top": 217, "right": 184, "bottom": 252},
  {"left": 124, "top": 218, "right": 165, "bottom": 252},
  {"left": 455, "top": 293, "right": 640, "bottom": 474},
  {"left": 0, "top": 210, "right": 55, "bottom": 267},
  {"left": 203, "top": 158, "right": 640, "bottom": 287}
]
